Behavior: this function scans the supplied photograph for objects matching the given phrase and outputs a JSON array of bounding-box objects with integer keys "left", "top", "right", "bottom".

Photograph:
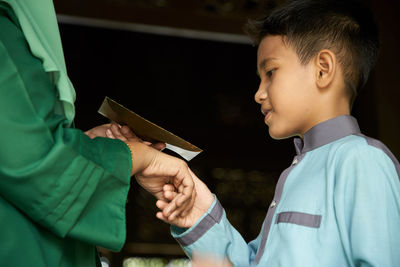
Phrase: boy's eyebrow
[{"left": 257, "top": 58, "right": 277, "bottom": 76}]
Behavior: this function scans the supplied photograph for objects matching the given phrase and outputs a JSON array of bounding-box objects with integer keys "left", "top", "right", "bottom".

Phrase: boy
[{"left": 154, "top": 0, "right": 400, "bottom": 266}]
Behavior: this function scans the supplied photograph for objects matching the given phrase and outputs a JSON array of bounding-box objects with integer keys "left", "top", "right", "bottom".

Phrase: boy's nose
[{"left": 254, "top": 85, "right": 267, "bottom": 104}]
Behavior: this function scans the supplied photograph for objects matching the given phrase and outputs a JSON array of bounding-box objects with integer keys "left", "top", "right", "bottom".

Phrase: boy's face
[{"left": 255, "top": 35, "right": 318, "bottom": 139}]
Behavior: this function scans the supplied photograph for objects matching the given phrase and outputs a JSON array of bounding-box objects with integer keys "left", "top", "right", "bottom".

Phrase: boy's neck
[{"left": 300, "top": 98, "right": 351, "bottom": 139}]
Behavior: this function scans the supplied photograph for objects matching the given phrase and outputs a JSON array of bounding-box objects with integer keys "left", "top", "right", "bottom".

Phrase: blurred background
[{"left": 53, "top": 0, "right": 400, "bottom": 266}]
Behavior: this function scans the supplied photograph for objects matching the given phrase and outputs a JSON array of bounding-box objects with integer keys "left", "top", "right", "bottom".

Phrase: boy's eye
[{"left": 266, "top": 69, "right": 275, "bottom": 78}]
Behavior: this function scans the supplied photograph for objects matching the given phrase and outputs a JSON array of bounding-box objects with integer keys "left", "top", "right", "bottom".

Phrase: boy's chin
[{"left": 268, "top": 127, "right": 298, "bottom": 140}]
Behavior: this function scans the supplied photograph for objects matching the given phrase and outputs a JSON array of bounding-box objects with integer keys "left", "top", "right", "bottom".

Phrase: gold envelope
[{"left": 98, "top": 97, "right": 202, "bottom": 156}]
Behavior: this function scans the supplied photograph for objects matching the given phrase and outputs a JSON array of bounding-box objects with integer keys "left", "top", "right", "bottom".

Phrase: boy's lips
[
  {"left": 261, "top": 108, "right": 272, "bottom": 116},
  {"left": 261, "top": 108, "right": 272, "bottom": 122}
]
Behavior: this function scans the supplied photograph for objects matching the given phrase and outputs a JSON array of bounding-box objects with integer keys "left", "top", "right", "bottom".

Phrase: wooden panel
[{"left": 53, "top": 0, "right": 273, "bottom": 34}]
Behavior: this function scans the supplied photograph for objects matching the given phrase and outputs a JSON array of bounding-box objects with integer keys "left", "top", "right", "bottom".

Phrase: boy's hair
[{"left": 244, "top": 0, "right": 380, "bottom": 103}]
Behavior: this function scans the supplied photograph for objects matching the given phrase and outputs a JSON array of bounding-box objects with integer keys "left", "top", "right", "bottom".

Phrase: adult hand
[
  {"left": 105, "top": 123, "right": 165, "bottom": 151},
  {"left": 107, "top": 124, "right": 195, "bottom": 218},
  {"left": 156, "top": 169, "right": 214, "bottom": 228},
  {"left": 84, "top": 123, "right": 112, "bottom": 139}
]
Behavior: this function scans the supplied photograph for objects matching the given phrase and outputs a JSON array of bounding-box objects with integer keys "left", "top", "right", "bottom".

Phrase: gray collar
[{"left": 294, "top": 115, "right": 361, "bottom": 155}]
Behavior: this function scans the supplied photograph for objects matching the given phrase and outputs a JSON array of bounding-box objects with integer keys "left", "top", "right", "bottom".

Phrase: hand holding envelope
[
  {"left": 105, "top": 123, "right": 196, "bottom": 218},
  {"left": 98, "top": 97, "right": 205, "bottom": 220},
  {"left": 107, "top": 123, "right": 215, "bottom": 224},
  {"left": 98, "top": 97, "right": 202, "bottom": 161}
]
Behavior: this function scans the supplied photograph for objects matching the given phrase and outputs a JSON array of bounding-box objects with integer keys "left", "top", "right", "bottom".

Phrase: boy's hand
[
  {"left": 107, "top": 124, "right": 195, "bottom": 219},
  {"left": 156, "top": 169, "right": 214, "bottom": 228},
  {"left": 192, "top": 253, "right": 233, "bottom": 267}
]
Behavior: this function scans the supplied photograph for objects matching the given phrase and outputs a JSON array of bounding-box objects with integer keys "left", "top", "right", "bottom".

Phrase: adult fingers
[
  {"left": 85, "top": 132, "right": 96, "bottom": 139},
  {"left": 109, "top": 124, "right": 127, "bottom": 141},
  {"left": 174, "top": 166, "right": 195, "bottom": 208},
  {"left": 106, "top": 129, "right": 115, "bottom": 139},
  {"left": 173, "top": 163, "right": 194, "bottom": 207},
  {"left": 152, "top": 142, "right": 166, "bottom": 151},
  {"left": 120, "top": 125, "right": 140, "bottom": 140},
  {"left": 119, "top": 125, "right": 144, "bottom": 143},
  {"left": 181, "top": 188, "right": 196, "bottom": 217},
  {"left": 142, "top": 141, "right": 166, "bottom": 151}
]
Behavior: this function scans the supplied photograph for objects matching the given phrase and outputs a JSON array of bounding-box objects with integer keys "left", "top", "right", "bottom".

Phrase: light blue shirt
[{"left": 171, "top": 115, "right": 400, "bottom": 266}]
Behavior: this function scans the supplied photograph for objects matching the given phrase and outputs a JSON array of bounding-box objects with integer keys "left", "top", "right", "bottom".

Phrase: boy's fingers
[
  {"left": 163, "top": 184, "right": 177, "bottom": 201},
  {"left": 162, "top": 197, "right": 178, "bottom": 218},
  {"left": 164, "top": 190, "right": 178, "bottom": 201},
  {"left": 156, "top": 211, "right": 168, "bottom": 223},
  {"left": 164, "top": 194, "right": 193, "bottom": 219},
  {"left": 156, "top": 200, "right": 168, "bottom": 210},
  {"left": 168, "top": 209, "right": 181, "bottom": 221},
  {"left": 156, "top": 202, "right": 179, "bottom": 225},
  {"left": 163, "top": 184, "right": 176, "bottom": 192},
  {"left": 162, "top": 195, "right": 187, "bottom": 218},
  {"left": 156, "top": 158, "right": 195, "bottom": 217}
]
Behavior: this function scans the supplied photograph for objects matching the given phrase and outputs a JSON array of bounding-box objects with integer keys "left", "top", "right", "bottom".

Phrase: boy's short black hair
[{"left": 244, "top": 0, "right": 380, "bottom": 101}]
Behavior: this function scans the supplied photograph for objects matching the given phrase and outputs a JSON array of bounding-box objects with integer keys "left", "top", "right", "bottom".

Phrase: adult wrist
[{"left": 124, "top": 141, "right": 154, "bottom": 175}]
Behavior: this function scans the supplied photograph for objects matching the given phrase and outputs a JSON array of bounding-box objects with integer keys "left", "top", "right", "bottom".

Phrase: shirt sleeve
[
  {"left": 334, "top": 143, "right": 400, "bottom": 266},
  {"left": 0, "top": 13, "right": 131, "bottom": 251},
  {"left": 171, "top": 196, "right": 262, "bottom": 265}
]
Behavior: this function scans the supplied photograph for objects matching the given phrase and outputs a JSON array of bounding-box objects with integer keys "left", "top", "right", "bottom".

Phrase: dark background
[{"left": 54, "top": 0, "right": 400, "bottom": 265}]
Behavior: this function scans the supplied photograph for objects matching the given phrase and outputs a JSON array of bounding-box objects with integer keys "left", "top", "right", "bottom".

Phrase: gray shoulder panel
[
  {"left": 355, "top": 134, "right": 400, "bottom": 180},
  {"left": 175, "top": 199, "right": 223, "bottom": 247}
]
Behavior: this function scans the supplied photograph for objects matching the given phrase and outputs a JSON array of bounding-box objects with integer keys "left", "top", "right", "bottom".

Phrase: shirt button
[
  {"left": 270, "top": 200, "right": 277, "bottom": 208},
  {"left": 292, "top": 158, "right": 298, "bottom": 165}
]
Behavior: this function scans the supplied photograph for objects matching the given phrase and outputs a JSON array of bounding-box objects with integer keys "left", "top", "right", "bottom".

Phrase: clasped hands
[{"left": 85, "top": 123, "right": 214, "bottom": 228}]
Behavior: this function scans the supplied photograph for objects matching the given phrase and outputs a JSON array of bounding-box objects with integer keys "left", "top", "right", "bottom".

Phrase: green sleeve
[{"left": 0, "top": 11, "right": 132, "bottom": 251}]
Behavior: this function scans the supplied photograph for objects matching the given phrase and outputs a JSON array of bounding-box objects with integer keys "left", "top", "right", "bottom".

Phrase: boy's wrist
[
  {"left": 184, "top": 194, "right": 214, "bottom": 229},
  {"left": 171, "top": 195, "right": 220, "bottom": 241}
]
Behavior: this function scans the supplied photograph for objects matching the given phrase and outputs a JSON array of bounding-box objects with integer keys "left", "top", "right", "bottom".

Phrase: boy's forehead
[
  {"left": 257, "top": 35, "right": 285, "bottom": 58},
  {"left": 256, "top": 35, "right": 299, "bottom": 68}
]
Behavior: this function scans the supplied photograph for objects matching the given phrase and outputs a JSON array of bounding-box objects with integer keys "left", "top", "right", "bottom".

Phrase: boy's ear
[{"left": 314, "top": 49, "right": 336, "bottom": 89}]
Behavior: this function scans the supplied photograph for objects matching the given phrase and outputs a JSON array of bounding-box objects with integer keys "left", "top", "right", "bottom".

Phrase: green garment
[
  {"left": 0, "top": 0, "right": 76, "bottom": 125},
  {"left": 0, "top": 3, "right": 132, "bottom": 267}
]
